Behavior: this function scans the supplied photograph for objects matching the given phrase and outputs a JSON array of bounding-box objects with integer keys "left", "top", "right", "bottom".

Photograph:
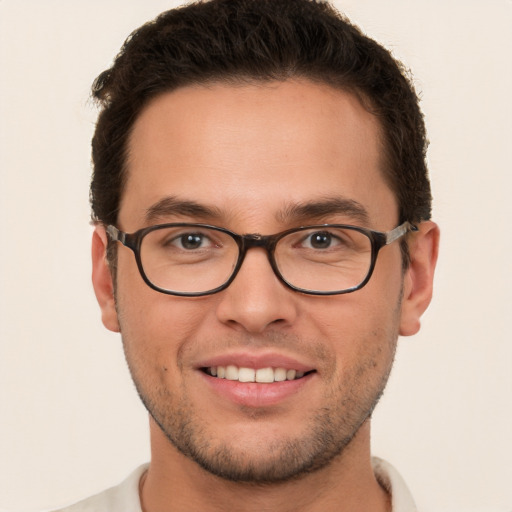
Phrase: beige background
[{"left": 0, "top": 1, "right": 511, "bottom": 511}]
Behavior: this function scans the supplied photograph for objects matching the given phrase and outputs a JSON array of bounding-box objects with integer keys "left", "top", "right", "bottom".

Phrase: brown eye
[
  {"left": 178, "top": 233, "right": 205, "bottom": 250},
  {"left": 309, "top": 232, "right": 334, "bottom": 249}
]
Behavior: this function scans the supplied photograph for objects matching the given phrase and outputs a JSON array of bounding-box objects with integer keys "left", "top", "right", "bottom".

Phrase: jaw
[{"left": 144, "top": 415, "right": 389, "bottom": 512}]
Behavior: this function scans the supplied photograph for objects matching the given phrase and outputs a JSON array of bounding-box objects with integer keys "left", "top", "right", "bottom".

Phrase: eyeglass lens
[{"left": 139, "top": 225, "right": 373, "bottom": 294}]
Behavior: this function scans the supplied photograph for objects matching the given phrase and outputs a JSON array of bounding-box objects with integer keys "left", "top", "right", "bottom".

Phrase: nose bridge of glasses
[
  {"left": 236, "top": 233, "right": 278, "bottom": 271},
  {"left": 242, "top": 233, "right": 265, "bottom": 245},
  {"left": 239, "top": 233, "right": 277, "bottom": 254}
]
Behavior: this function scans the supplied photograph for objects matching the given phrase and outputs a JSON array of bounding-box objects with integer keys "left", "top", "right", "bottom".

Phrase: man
[{"left": 60, "top": 0, "right": 439, "bottom": 510}]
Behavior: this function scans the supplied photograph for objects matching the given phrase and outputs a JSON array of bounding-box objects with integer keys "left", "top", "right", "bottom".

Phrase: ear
[
  {"left": 91, "top": 226, "right": 120, "bottom": 333},
  {"left": 399, "top": 221, "right": 440, "bottom": 336}
]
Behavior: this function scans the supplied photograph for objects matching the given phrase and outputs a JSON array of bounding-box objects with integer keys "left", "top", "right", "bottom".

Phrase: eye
[
  {"left": 173, "top": 232, "right": 211, "bottom": 250},
  {"left": 302, "top": 231, "right": 342, "bottom": 250}
]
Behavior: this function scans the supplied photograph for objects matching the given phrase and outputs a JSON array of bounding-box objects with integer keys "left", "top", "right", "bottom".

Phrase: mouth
[
  {"left": 198, "top": 356, "right": 317, "bottom": 407},
  {"left": 202, "top": 365, "right": 314, "bottom": 383}
]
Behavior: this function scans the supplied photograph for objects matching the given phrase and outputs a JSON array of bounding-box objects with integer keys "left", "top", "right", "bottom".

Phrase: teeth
[
  {"left": 206, "top": 366, "right": 307, "bottom": 382},
  {"left": 238, "top": 367, "right": 255, "bottom": 382},
  {"left": 274, "top": 368, "right": 287, "bottom": 382},
  {"left": 256, "top": 367, "right": 274, "bottom": 383},
  {"left": 286, "top": 369, "right": 296, "bottom": 380},
  {"left": 225, "top": 365, "right": 238, "bottom": 381}
]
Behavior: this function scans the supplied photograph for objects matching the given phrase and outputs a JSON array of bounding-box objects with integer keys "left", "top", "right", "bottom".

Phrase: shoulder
[
  {"left": 372, "top": 457, "right": 418, "bottom": 512},
  {"left": 49, "top": 464, "right": 148, "bottom": 512}
]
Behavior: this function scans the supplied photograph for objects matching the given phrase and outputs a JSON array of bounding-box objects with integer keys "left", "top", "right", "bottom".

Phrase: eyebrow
[
  {"left": 144, "top": 195, "right": 369, "bottom": 227},
  {"left": 277, "top": 197, "right": 370, "bottom": 225},
  {"left": 145, "top": 196, "right": 223, "bottom": 223}
]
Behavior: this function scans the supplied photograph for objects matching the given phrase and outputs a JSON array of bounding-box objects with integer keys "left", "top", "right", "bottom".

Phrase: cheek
[
  {"left": 300, "top": 272, "right": 402, "bottom": 369},
  {"left": 303, "top": 286, "right": 400, "bottom": 339},
  {"left": 115, "top": 272, "right": 215, "bottom": 368}
]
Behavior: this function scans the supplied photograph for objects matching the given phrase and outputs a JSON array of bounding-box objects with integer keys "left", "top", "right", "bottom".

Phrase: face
[{"left": 94, "top": 80, "right": 422, "bottom": 483}]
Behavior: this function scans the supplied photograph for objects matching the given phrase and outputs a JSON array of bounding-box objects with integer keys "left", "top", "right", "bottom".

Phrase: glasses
[{"left": 106, "top": 221, "right": 417, "bottom": 296}]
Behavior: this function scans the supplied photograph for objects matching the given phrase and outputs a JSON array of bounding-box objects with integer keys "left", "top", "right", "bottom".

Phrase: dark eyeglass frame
[{"left": 106, "top": 221, "right": 417, "bottom": 297}]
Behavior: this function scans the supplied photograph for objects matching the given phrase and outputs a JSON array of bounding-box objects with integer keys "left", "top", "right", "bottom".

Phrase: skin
[{"left": 92, "top": 80, "right": 439, "bottom": 512}]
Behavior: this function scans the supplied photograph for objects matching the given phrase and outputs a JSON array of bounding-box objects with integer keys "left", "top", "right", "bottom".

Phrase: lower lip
[{"left": 200, "top": 371, "right": 314, "bottom": 408}]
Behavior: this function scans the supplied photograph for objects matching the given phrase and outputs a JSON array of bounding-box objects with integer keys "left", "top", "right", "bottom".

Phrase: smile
[{"left": 204, "top": 365, "right": 310, "bottom": 383}]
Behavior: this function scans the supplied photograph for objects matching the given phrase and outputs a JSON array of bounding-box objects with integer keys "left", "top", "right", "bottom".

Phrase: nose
[{"left": 215, "top": 247, "right": 299, "bottom": 333}]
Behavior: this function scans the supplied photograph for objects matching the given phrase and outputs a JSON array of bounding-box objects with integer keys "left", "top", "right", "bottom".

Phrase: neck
[{"left": 140, "top": 419, "right": 390, "bottom": 512}]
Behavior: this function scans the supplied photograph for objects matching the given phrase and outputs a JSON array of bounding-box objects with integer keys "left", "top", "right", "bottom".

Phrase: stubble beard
[
  {"left": 115, "top": 278, "right": 402, "bottom": 485},
  {"left": 120, "top": 328, "right": 398, "bottom": 485},
  {"left": 147, "top": 374, "right": 393, "bottom": 484}
]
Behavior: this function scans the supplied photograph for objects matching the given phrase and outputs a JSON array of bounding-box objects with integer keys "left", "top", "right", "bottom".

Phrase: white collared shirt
[{"left": 52, "top": 457, "right": 417, "bottom": 512}]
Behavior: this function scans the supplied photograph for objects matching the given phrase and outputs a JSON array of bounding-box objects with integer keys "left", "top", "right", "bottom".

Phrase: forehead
[{"left": 121, "top": 80, "right": 397, "bottom": 230}]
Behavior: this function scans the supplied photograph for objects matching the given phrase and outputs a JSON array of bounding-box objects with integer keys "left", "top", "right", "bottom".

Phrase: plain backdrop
[{"left": 0, "top": 1, "right": 511, "bottom": 511}]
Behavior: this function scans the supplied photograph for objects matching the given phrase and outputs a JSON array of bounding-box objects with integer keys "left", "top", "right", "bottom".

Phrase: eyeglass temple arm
[
  {"left": 106, "top": 225, "right": 126, "bottom": 244},
  {"left": 385, "top": 221, "right": 418, "bottom": 245}
]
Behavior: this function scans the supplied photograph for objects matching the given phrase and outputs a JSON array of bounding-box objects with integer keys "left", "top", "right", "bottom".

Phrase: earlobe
[
  {"left": 91, "top": 226, "right": 120, "bottom": 333},
  {"left": 399, "top": 221, "right": 440, "bottom": 336}
]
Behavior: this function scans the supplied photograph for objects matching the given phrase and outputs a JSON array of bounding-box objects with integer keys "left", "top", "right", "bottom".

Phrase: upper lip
[{"left": 196, "top": 351, "right": 315, "bottom": 372}]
